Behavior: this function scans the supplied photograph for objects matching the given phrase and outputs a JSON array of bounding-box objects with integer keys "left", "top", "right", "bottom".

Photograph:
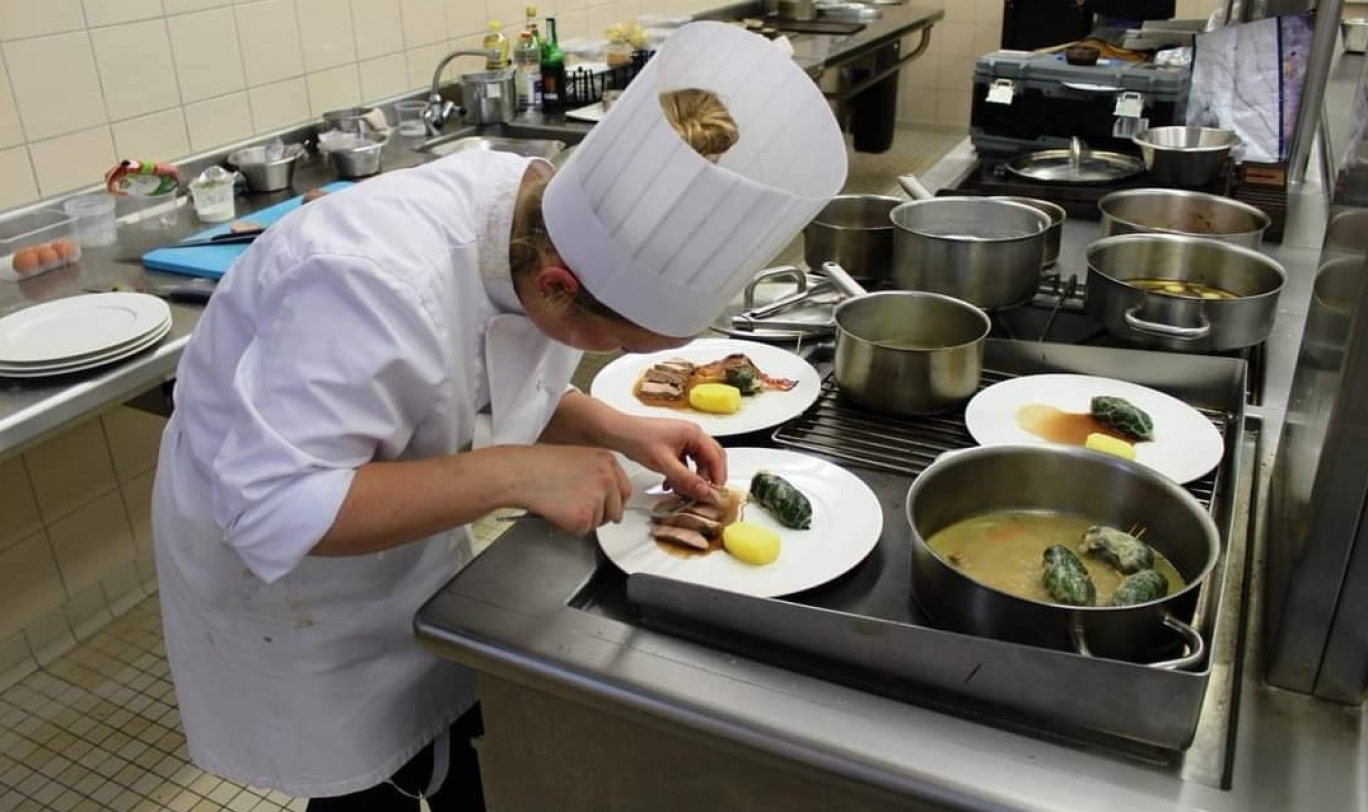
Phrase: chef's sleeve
[{"left": 209, "top": 254, "right": 447, "bottom": 583}]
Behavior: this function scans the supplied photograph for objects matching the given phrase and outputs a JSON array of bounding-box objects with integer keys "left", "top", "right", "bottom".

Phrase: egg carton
[{"left": 0, "top": 208, "right": 81, "bottom": 283}]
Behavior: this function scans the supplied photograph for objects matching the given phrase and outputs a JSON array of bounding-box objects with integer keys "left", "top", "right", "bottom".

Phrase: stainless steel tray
[{"left": 620, "top": 340, "right": 1251, "bottom": 752}]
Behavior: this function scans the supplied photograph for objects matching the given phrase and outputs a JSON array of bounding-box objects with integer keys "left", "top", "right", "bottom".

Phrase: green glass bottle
[{"left": 540, "top": 16, "right": 565, "bottom": 111}]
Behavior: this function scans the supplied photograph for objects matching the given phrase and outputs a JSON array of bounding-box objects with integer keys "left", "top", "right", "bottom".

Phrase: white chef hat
[{"left": 543, "top": 21, "right": 848, "bottom": 338}]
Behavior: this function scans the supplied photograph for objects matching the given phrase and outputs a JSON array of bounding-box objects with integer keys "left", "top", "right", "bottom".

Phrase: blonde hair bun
[{"left": 659, "top": 88, "right": 739, "bottom": 162}]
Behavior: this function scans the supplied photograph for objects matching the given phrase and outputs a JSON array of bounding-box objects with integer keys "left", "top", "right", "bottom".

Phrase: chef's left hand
[{"left": 614, "top": 416, "right": 727, "bottom": 502}]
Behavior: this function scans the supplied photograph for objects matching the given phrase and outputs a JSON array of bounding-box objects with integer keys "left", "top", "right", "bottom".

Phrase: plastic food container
[
  {"left": 0, "top": 208, "right": 81, "bottom": 282},
  {"left": 188, "top": 166, "right": 238, "bottom": 223},
  {"left": 63, "top": 194, "right": 118, "bottom": 247}
]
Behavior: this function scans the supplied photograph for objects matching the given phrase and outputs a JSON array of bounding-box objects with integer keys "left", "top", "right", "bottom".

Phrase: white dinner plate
[
  {"left": 0, "top": 318, "right": 171, "bottom": 378},
  {"left": 0, "top": 313, "right": 171, "bottom": 369},
  {"left": 596, "top": 447, "right": 884, "bottom": 598},
  {"left": 589, "top": 339, "right": 821, "bottom": 437},
  {"left": 963, "top": 374, "right": 1225, "bottom": 484},
  {"left": 0, "top": 293, "right": 171, "bottom": 365}
]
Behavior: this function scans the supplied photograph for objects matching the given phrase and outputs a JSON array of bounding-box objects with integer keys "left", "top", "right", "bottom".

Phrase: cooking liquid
[
  {"left": 1016, "top": 404, "right": 1134, "bottom": 446},
  {"left": 654, "top": 489, "right": 745, "bottom": 558},
  {"left": 927, "top": 511, "right": 1183, "bottom": 605},
  {"left": 1128, "top": 278, "right": 1238, "bottom": 300}
]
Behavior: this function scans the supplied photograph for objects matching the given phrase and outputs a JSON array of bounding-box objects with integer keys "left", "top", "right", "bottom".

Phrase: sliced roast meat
[
  {"left": 640, "top": 380, "right": 685, "bottom": 400},
  {"left": 650, "top": 524, "right": 710, "bottom": 550},
  {"left": 653, "top": 511, "right": 722, "bottom": 539}
]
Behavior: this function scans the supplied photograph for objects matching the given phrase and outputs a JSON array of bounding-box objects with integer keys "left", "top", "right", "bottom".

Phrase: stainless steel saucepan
[
  {"left": 906, "top": 444, "right": 1218, "bottom": 668},
  {"left": 824, "top": 262, "right": 990, "bottom": 415}
]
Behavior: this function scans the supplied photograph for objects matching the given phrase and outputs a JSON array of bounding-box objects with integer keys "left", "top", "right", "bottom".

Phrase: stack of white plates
[{"left": 0, "top": 293, "right": 173, "bottom": 378}]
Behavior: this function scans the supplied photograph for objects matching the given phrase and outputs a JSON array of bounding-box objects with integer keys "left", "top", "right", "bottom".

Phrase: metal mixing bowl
[
  {"left": 321, "top": 137, "right": 384, "bottom": 178},
  {"left": 227, "top": 146, "right": 299, "bottom": 192},
  {"left": 1133, "top": 126, "right": 1238, "bottom": 189}
]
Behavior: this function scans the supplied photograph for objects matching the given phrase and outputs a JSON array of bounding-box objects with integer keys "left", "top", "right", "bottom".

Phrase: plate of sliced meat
[
  {"left": 597, "top": 448, "right": 884, "bottom": 597},
  {"left": 589, "top": 339, "right": 822, "bottom": 437}
]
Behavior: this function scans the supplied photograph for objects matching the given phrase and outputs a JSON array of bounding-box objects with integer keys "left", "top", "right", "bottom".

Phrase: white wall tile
[
  {"left": 4, "top": 32, "right": 106, "bottom": 140},
  {"left": 100, "top": 562, "right": 145, "bottom": 616},
  {"left": 941, "top": 0, "right": 972, "bottom": 22},
  {"left": 184, "top": 92, "right": 255, "bottom": 150},
  {"left": 359, "top": 53, "right": 410, "bottom": 101},
  {"left": 82, "top": 0, "right": 163, "bottom": 28},
  {"left": 22, "top": 419, "right": 117, "bottom": 522},
  {"left": 62, "top": 585, "right": 111, "bottom": 641},
  {"left": 0, "top": 146, "right": 37, "bottom": 210},
  {"left": 23, "top": 607, "right": 76, "bottom": 666},
  {"left": 937, "top": 55, "right": 975, "bottom": 92},
  {"left": 0, "top": 633, "right": 36, "bottom": 694},
  {"left": 28, "top": 126, "right": 116, "bottom": 195},
  {"left": 400, "top": 0, "right": 445, "bottom": 47},
  {"left": 352, "top": 0, "right": 404, "bottom": 59},
  {"left": 935, "top": 89, "right": 971, "bottom": 126},
  {"left": 900, "top": 86, "right": 937, "bottom": 124},
  {"left": 248, "top": 77, "right": 310, "bottom": 132},
  {"left": 905, "top": 54, "right": 939, "bottom": 89},
  {"left": 168, "top": 8, "right": 247, "bottom": 103},
  {"left": 0, "top": 50, "right": 24, "bottom": 147},
  {"left": 297, "top": 0, "right": 357, "bottom": 71},
  {"left": 0, "top": 456, "right": 42, "bottom": 554},
  {"left": 102, "top": 407, "right": 166, "bottom": 483},
  {"left": 406, "top": 41, "right": 447, "bottom": 91},
  {"left": 974, "top": 0, "right": 1003, "bottom": 24},
  {"left": 446, "top": 0, "right": 485, "bottom": 39},
  {"left": 120, "top": 470, "right": 155, "bottom": 552},
  {"left": 487, "top": 0, "right": 526, "bottom": 29},
  {"left": 587, "top": 4, "right": 618, "bottom": 38},
  {"left": 556, "top": 9, "right": 588, "bottom": 40},
  {"left": 973, "top": 24, "right": 1000, "bottom": 58},
  {"left": 236, "top": 0, "right": 305, "bottom": 86},
  {"left": 0, "top": 533, "right": 65, "bottom": 642},
  {"left": 306, "top": 64, "right": 361, "bottom": 116},
  {"left": 0, "top": 0, "right": 86, "bottom": 40},
  {"left": 163, "top": 0, "right": 234, "bottom": 14},
  {"left": 937, "top": 21, "right": 974, "bottom": 57},
  {"left": 91, "top": 20, "right": 181, "bottom": 119},
  {"left": 112, "top": 111, "right": 190, "bottom": 172},
  {"left": 47, "top": 490, "right": 138, "bottom": 596}
]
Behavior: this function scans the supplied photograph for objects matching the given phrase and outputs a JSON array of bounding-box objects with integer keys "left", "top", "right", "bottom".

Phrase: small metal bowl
[
  {"left": 227, "top": 146, "right": 299, "bottom": 192},
  {"left": 321, "top": 136, "right": 384, "bottom": 178},
  {"left": 1133, "top": 126, "right": 1238, "bottom": 189}
]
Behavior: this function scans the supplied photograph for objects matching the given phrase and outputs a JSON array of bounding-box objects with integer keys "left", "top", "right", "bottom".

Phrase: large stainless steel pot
[
  {"left": 825, "top": 262, "right": 990, "bottom": 415},
  {"left": 906, "top": 444, "right": 1218, "bottom": 667},
  {"left": 1098, "top": 188, "right": 1271, "bottom": 248},
  {"left": 990, "top": 196, "right": 1065, "bottom": 269},
  {"left": 802, "top": 195, "right": 900, "bottom": 284},
  {"left": 1085, "top": 233, "right": 1285, "bottom": 352},
  {"left": 890, "top": 197, "right": 1049, "bottom": 309}
]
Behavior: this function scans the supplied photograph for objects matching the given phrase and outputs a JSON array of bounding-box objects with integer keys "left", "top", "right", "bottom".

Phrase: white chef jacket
[{"left": 152, "top": 151, "right": 583, "bottom": 797}]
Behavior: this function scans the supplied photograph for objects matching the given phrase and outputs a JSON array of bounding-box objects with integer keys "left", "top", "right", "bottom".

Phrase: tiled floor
[{"left": 0, "top": 126, "right": 962, "bottom": 812}]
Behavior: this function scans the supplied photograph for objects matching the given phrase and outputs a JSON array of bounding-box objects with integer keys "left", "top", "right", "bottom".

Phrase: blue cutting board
[{"left": 141, "top": 181, "right": 354, "bottom": 280}]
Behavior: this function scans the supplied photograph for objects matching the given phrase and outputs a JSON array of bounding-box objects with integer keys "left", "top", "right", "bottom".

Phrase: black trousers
[{"left": 306, "top": 705, "right": 485, "bottom": 811}]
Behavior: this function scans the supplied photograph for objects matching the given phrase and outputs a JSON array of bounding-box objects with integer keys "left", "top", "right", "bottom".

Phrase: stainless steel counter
[
  {"left": 414, "top": 150, "right": 1363, "bottom": 812},
  {"left": 0, "top": 135, "right": 433, "bottom": 461}
]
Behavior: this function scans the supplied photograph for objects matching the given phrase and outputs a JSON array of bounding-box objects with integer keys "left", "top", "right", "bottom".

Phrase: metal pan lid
[{"left": 1006, "top": 147, "right": 1144, "bottom": 184}]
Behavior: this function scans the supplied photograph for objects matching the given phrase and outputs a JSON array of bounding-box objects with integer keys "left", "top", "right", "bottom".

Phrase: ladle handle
[
  {"left": 820, "top": 261, "right": 868, "bottom": 298},
  {"left": 897, "top": 173, "right": 934, "bottom": 200}
]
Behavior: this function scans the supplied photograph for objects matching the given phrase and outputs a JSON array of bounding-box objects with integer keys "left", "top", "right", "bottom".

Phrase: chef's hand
[
  {"left": 510, "top": 446, "right": 634, "bottom": 536},
  {"left": 613, "top": 416, "right": 728, "bottom": 503}
]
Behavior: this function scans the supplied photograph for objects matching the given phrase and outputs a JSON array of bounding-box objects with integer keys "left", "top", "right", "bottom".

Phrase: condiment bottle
[
  {"left": 514, "top": 30, "right": 542, "bottom": 109},
  {"left": 605, "top": 26, "right": 633, "bottom": 69},
  {"left": 483, "top": 20, "right": 509, "bottom": 70}
]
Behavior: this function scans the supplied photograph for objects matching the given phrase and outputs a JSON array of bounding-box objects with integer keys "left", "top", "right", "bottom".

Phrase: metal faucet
[{"left": 424, "top": 49, "right": 489, "bottom": 134}]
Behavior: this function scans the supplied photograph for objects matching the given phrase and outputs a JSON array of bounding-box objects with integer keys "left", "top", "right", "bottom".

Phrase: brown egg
[
  {"left": 36, "top": 245, "right": 60, "bottom": 268},
  {"left": 52, "top": 238, "right": 79, "bottom": 260},
  {"left": 11, "top": 248, "right": 40, "bottom": 276}
]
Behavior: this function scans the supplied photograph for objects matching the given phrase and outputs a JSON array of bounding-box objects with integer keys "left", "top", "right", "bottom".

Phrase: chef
[{"left": 152, "top": 20, "right": 846, "bottom": 811}]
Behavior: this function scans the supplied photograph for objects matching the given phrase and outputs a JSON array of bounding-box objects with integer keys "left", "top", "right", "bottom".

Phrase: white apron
[{"left": 153, "top": 152, "right": 581, "bottom": 797}]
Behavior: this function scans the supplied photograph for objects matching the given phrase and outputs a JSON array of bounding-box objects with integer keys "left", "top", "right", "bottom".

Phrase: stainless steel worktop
[
  {"left": 414, "top": 160, "right": 1363, "bottom": 809},
  {"left": 0, "top": 135, "right": 435, "bottom": 460}
]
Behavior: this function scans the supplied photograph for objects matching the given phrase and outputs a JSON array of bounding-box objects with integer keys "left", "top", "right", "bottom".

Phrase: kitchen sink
[{"left": 420, "top": 133, "right": 568, "bottom": 161}]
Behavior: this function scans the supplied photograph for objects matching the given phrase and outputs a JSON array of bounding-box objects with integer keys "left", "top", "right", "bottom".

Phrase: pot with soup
[
  {"left": 1084, "top": 233, "right": 1285, "bottom": 353},
  {"left": 905, "top": 443, "right": 1219, "bottom": 668}
]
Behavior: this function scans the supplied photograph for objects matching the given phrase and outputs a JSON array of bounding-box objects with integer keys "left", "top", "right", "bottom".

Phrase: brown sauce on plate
[{"left": 1016, "top": 404, "right": 1132, "bottom": 446}]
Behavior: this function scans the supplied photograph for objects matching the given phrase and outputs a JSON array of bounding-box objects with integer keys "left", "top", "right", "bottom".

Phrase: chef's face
[{"left": 523, "top": 265, "right": 690, "bottom": 354}]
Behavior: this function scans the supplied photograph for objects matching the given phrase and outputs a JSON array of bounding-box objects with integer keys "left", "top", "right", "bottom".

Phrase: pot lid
[{"left": 1006, "top": 141, "right": 1144, "bottom": 184}]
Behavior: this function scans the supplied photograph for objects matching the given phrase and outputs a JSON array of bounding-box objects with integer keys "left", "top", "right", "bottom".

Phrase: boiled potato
[
  {"left": 1085, "top": 432, "right": 1136, "bottom": 460},
  {"left": 689, "top": 383, "right": 742, "bottom": 414},
  {"left": 722, "top": 521, "right": 780, "bottom": 565}
]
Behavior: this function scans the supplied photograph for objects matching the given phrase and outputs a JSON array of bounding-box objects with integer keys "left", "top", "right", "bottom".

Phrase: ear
[{"left": 535, "top": 265, "right": 580, "bottom": 302}]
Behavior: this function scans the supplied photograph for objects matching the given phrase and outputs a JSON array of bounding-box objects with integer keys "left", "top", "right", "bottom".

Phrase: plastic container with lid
[
  {"left": 188, "top": 166, "right": 238, "bottom": 223},
  {"left": 0, "top": 208, "right": 81, "bottom": 283},
  {"left": 63, "top": 193, "right": 118, "bottom": 248}
]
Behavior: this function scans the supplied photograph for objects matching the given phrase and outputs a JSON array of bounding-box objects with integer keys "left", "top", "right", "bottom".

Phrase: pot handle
[
  {"left": 897, "top": 173, "right": 934, "bottom": 200},
  {"left": 743, "top": 265, "right": 807, "bottom": 311},
  {"left": 1123, "top": 305, "right": 1212, "bottom": 341},
  {"left": 820, "top": 261, "right": 869, "bottom": 298},
  {"left": 1069, "top": 612, "right": 1206, "bottom": 672}
]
